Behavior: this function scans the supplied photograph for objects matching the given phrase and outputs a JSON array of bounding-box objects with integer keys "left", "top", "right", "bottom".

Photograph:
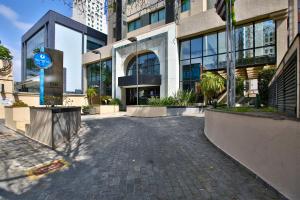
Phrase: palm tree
[
  {"left": 199, "top": 72, "right": 225, "bottom": 104},
  {"left": 87, "top": 87, "right": 97, "bottom": 105}
]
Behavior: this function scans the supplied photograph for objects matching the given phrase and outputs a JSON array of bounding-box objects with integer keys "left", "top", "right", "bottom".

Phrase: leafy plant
[
  {"left": 109, "top": 98, "right": 121, "bottom": 105},
  {"left": 0, "top": 45, "right": 13, "bottom": 60},
  {"left": 236, "top": 76, "right": 245, "bottom": 97},
  {"left": 199, "top": 72, "right": 225, "bottom": 104},
  {"left": 147, "top": 90, "right": 196, "bottom": 106},
  {"left": 101, "top": 95, "right": 112, "bottom": 105},
  {"left": 174, "top": 90, "right": 196, "bottom": 106},
  {"left": 12, "top": 100, "right": 28, "bottom": 107},
  {"left": 258, "top": 68, "right": 276, "bottom": 105},
  {"left": 87, "top": 87, "right": 97, "bottom": 105}
]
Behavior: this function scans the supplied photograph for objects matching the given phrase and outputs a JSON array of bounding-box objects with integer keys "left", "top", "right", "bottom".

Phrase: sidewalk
[{"left": 0, "top": 121, "right": 63, "bottom": 197}]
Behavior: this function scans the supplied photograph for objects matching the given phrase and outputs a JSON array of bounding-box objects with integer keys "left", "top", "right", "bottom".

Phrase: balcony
[{"left": 118, "top": 75, "right": 161, "bottom": 87}]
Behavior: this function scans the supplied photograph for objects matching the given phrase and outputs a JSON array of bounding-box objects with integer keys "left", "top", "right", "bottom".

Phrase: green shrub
[
  {"left": 174, "top": 90, "right": 196, "bottom": 106},
  {"left": 258, "top": 68, "right": 276, "bottom": 105},
  {"left": 12, "top": 100, "right": 28, "bottom": 107},
  {"left": 109, "top": 98, "right": 121, "bottom": 105},
  {"left": 147, "top": 90, "right": 196, "bottom": 106},
  {"left": 100, "top": 95, "right": 112, "bottom": 105}
]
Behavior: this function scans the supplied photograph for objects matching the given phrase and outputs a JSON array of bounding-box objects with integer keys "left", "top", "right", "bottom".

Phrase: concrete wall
[
  {"left": 204, "top": 110, "right": 300, "bottom": 200},
  {"left": 4, "top": 107, "right": 30, "bottom": 132},
  {"left": 113, "top": 23, "right": 178, "bottom": 101},
  {"left": 127, "top": 106, "right": 167, "bottom": 117},
  {"left": 26, "top": 107, "right": 81, "bottom": 149}
]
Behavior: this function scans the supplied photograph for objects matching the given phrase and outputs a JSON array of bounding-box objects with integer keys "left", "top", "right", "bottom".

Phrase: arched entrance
[{"left": 120, "top": 52, "right": 161, "bottom": 105}]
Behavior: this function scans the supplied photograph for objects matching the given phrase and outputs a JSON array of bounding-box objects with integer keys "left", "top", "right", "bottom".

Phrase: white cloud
[{"left": 0, "top": 4, "right": 32, "bottom": 31}]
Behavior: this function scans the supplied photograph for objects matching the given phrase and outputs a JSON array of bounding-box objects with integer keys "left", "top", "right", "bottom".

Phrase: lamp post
[
  {"left": 92, "top": 50, "right": 102, "bottom": 105},
  {"left": 128, "top": 37, "right": 139, "bottom": 105}
]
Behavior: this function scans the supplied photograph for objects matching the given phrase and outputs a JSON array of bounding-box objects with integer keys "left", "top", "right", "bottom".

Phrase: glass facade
[
  {"left": 150, "top": 8, "right": 165, "bottom": 24},
  {"left": 87, "top": 40, "right": 102, "bottom": 52},
  {"left": 126, "top": 52, "right": 160, "bottom": 76},
  {"left": 87, "top": 59, "right": 112, "bottom": 96},
  {"left": 25, "top": 28, "right": 45, "bottom": 79},
  {"left": 179, "top": 20, "right": 276, "bottom": 91}
]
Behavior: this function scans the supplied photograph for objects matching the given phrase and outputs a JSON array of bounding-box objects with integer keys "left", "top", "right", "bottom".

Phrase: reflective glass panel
[
  {"left": 180, "top": 40, "right": 191, "bottom": 60},
  {"left": 203, "top": 33, "right": 217, "bottom": 56},
  {"left": 235, "top": 24, "right": 253, "bottom": 50},
  {"left": 255, "top": 20, "right": 275, "bottom": 47},
  {"left": 203, "top": 55, "right": 217, "bottom": 70},
  {"left": 191, "top": 37, "right": 202, "bottom": 58}
]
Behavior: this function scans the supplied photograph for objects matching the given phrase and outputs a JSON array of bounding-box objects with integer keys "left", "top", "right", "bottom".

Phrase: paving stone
[{"left": 0, "top": 116, "right": 287, "bottom": 200}]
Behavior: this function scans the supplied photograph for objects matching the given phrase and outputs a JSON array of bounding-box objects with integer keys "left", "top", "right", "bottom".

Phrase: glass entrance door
[{"left": 126, "top": 86, "right": 160, "bottom": 105}]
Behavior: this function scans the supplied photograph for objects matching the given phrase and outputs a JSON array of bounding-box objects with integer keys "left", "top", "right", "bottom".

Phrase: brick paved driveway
[{"left": 0, "top": 116, "right": 286, "bottom": 200}]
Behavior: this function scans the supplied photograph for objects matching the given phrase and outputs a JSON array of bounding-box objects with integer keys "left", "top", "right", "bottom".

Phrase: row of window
[
  {"left": 128, "top": 8, "right": 166, "bottom": 32},
  {"left": 87, "top": 60, "right": 112, "bottom": 96},
  {"left": 179, "top": 20, "right": 276, "bottom": 91}
]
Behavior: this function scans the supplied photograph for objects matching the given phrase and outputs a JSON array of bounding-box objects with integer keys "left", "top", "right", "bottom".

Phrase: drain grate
[{"left": 26, "top": 159, "right": 69, "bottom": 180}]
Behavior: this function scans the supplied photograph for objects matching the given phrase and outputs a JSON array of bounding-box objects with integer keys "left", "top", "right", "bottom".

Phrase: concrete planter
[
  {"left": 126, "top": 106, "right": 204, "bottom": 117},
  {"left": 26, "top": 107, "right": 81, "bottom": 149},
  {"left": 4, "top": 107, "right": 30, "bottom": 132},
  {"left": 127, "top": 106, "right": 167, "bottom": 117},
  {"left": 99, "top": 105, "right": 119, "bottom": 114},
  {"left": 204, "top": 110, "right": 300, "bottom": 200}
]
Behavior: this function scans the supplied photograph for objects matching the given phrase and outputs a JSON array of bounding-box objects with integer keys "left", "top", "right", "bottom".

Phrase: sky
[{"left": 0, "top": 0, "right": 72, "bottom": 81}]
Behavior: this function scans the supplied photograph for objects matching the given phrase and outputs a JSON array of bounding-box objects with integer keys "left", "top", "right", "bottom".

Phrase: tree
[
  {"left": 87, "top": 87, "right": 97, "bottom": 105},
  {"left": 0, "top": 45, "right": 13, "bottom": 61},
  {"left": 258, "top": 68, "right": 276, "bottom": 106},
  {"left": 199, "top": 72, "right": 225, "bottom": 104}
]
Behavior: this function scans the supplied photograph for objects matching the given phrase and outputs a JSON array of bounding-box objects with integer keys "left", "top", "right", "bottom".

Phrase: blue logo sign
[{"left": 33, "top": 52, "right": 52, "bottom": 69}]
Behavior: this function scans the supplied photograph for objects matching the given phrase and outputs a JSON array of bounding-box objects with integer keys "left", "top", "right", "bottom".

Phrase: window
[
  {"left": 87, "top": 59, "right": 112, "bottom": 96},
  {"left": 87, "top": 40, "right": 102, "bottom": 51},
  {"left": 128, "top": 18, "right": 141, "bottom": 32},
  {"left": 179, "top": 19, "right": 276, "bottom": 91},
  {"left": 150, "top": 8, "right": 166, "bottom": 24},
  {"left": 25, "top": 27, "right": 45, "bottom": 79},
  {"left": 126, "top": 52, "right": 160, "bottom": 76},
  {"left": 207, "top": 0, "right": 217, "bottom": 10},
  {"left": 181, "top": 0, "right": 190, "bottom": 12}
]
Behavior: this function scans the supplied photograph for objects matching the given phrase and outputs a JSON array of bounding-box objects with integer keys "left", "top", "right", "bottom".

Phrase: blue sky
[{"left": 0, "top": 0, "right": 72, "bottom": 81}]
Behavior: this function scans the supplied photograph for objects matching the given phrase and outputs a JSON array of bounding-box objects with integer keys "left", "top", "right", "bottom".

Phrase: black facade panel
[
  {"left": 116, "top": 0, "right": 122, "bottom": 41},
  {"left": 118, "top": 75, "right": 161, "bottom": 87},
  {"left": 165, "top": 0, "right": 175, "bottom": 24}
]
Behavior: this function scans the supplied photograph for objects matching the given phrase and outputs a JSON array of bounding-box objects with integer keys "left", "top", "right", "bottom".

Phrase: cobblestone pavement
[{"left": 0, "top": 116, "right": 286, "bottom": 200}]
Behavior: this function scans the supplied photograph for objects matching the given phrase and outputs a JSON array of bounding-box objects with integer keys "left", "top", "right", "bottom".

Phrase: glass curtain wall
[
  {"left": 25, "top": 27, "right": 45, "bottom": 79},
  {"left": 87, "top": 59, "right": 112, "bottom": 96},
  {"left": 126, "top": 52, "right": 160, "bottom": 76},
  {"left": 179, "top": 20, "right": 276, "bottom": 91}
]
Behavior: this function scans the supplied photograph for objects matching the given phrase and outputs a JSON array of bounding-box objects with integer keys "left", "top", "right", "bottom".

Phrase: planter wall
[
  {"left": 4, "top": 107, "right": 30, "bottom": 132},
  {"left": 100, "top": 105, "right": 119, "bottom": 114},
  {"left": 127, "top": 106, "right": 204, "bottom": 117},
  {"left": 204, "top": 110, "right": 300, "bottom": 200},
  {"left": 127, "top": 106, "right": 167, "bottom": 117},
  {"left": 26, "top": 107, "right": 81, "bottom": 149}
]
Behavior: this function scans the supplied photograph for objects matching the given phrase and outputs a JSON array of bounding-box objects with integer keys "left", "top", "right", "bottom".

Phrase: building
[
  {"left": 21, "top": 10, "right": 107, "bottom": 93},
  {"left": 72, "top": 0, "right": 108, "bottom": 34},
  {"left": 82, "top": 0, "right": 294, "bottom": 107}
]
